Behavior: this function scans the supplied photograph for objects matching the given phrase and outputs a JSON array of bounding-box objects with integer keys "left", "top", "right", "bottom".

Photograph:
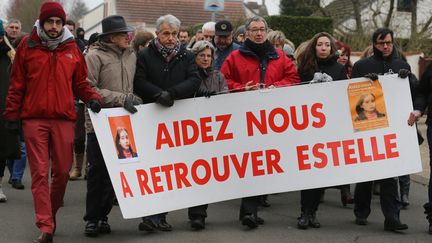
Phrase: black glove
[
  {"left": 155, "top": 91, "right": 174, "bottom": 107},
  {"left": 123, "top": 94, "right": 138, "bottom": 114},
  {"left": 364, "top": 73, "right": 378, "bottom": 81},
  {"left": 398, "top": 69, "right": 411, "bottom": 79},
  {"left": 88, "top": 99, "right": 101, "bottom": 113},
  {"left": 5, "top": 120, "right": 20, "bottom": 135}
]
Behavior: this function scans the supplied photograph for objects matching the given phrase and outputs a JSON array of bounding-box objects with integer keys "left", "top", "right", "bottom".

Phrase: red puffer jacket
[
  {"left": 221, "top": 45, "right": 300, "bottom": 91},
  {"left": 4, "top": 30, "right": 101, "bottom": 121}
]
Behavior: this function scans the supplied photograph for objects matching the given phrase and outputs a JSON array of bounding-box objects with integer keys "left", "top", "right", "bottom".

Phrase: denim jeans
[
  {"left": 427, "top": 126, "right": 432, "bottom": 203},
  {"left": 7, "top": 141, "right": 26, "bottom": 182}
]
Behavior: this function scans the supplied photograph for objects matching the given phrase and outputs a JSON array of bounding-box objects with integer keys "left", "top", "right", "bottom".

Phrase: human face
[
  {"left": 236, "top": 33, "right": 245, "bottom": 43},
  {"left": 195, "top": 48, "right": 212, "bottom": 69},
  {"left": 361, "top": 94, "right": 376, "bottom": 113},
  {"left": 179, "top": 31, "right": 189, "bottom": 45},
  {"left": 119, "top": 130, "right": 130, "bottom": 151},
  {"left": 43, "top": 17, "right": 63, "bottom": 38},
  {"left": 66, "top": 24, "right": 74, "bottom": 32},
  {"left": 246, "top": 21, "right": 267, "bottom": 44},
  {"left": 157, "top": 23, "right": 178, "bottom": 49},
  {"left": 272, "top": 40, "right": 283, "bottom": 50},
  {"left": 203, "top": 29, "right": 215, "bottom": 42},
  {"left": 6, "top": 22, "right": 21, "bottom": 39},
  {"left": 111, "top": 32, "right": 130, "bottom": 49},
  {"left": 337, "top": 48, "right": 348, "bottom": 65},
  {"left": 315, "top": 36, "right": 331, "bottom": 59},
  {"left": 214, "top": 33, "right": 233, "bottom": 49},
  {"left": 196, "top": 32, "right": 205, "bottom": 41},
  {"left": 374, "top": 34, "right": 393, "bottom": 57}
]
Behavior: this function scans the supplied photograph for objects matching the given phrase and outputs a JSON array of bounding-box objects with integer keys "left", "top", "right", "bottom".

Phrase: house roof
[
  {"left": 312, "top": 0, "right": 371, "bottom": 26},
  {"left": 116, "top": 0, "right": 246, "bottom": 28}
]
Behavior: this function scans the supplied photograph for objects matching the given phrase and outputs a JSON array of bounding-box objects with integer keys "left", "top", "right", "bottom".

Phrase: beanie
[
  {"left": 0, "top": 20, "right": 5, "bottom": 36},
  {"left": 39, "top": 1, "right": 66, "bottom": 25}
]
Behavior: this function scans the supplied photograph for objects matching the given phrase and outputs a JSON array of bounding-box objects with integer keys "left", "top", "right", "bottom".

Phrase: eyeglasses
[
  {"left": 248, "top": 28, "right": 266, "bottom": 34},
  {"left": 375, "top": 41, "right": 393, "bottom": 47},
  {"left": 45, "top": 18, "right": 63, "bottom": 26}
]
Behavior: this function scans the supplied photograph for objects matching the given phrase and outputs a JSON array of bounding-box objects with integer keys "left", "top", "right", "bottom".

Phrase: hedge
[{"left": 265, "top": 15, "right": 333, "bottom": 48}]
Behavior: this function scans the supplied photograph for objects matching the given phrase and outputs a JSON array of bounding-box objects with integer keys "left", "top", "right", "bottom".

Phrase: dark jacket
[
  {"left": 134, "top": 40, "right": 201, "bottom": 104},
  {"left": 298, "top": 56, "right": 347, "bottom": 82},
  {"left": 213, "top": 41, "right": 240, "bottom": 71},
  {"left": 196, "top": 68, "right": 228, "bottom": 96},
  {"left": 352, "top": 47, "right": 410, "bottom": 78},
  {"left": 0, "top": 37, "right": 20, "bottom": 160},
  {"left": 414, "top": 63, "right": 432, "bottom": 125}
]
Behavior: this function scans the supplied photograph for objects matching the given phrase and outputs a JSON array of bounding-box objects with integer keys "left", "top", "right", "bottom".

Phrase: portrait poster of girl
[
  {"left": 348, "top": 80, "right": 389, "bottom": 132},
  {"left": 108, "top": 115, "right": 139, "bottom": 163}
]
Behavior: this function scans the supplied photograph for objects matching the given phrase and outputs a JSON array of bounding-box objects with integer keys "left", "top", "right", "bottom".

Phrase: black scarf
[{"left": 244, "top": 39, "right": 274, "bottom": 60}]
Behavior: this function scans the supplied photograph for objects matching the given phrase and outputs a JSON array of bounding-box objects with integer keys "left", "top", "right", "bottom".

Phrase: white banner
[{"left": 89, "top": 75, "right": 422, "bottom": 219}]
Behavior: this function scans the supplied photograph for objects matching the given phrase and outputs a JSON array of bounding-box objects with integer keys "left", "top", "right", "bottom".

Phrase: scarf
[
  {"left": 35, "top": 20, "right": 73, "bottom": 51},
  {"left": 244, "top": 39, "right": 274, "bottom": 60},
  {"left": 154, "top": 38, "right": 181, "bottom": 62}
]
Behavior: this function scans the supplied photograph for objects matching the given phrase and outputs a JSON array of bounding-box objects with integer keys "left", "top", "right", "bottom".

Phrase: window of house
[{"left": 397, "top": 0, "right": 411, "bottom": 12}]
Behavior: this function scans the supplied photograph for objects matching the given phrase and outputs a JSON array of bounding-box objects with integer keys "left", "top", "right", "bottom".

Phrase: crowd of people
[{"left": 0, "top": 1, "right": 432, "bottom": 242}]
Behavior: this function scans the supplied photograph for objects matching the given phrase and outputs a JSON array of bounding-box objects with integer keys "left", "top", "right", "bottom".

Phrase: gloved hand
[
  {"left": 5, "top": 120, "right": 20, "bottom": 134},
  {"left": 310, "top": 72, "right": 333, "bottom": 84},
  {"left": 155, "top": 91, "right": 174, "bottom": 107},
  {"left": 364, "top": 73, "right": 378, "bottom": 81},
  {"left": 127, "top": 93, "right": 143, "bottom": 105},
  {"left": 123, "top": 94, "right": 138, "bottom": 114},
  {"left": 204, "top": 91, "right": 216, "bottom": 98},
  {"left": 88, "top": 99, "right": 101, "bottom": 113},
  {"left": 398, "top": 69, "right": 411, "bottom": 79}
]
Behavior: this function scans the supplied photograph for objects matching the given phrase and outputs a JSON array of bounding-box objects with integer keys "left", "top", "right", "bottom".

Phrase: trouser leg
[
  {"left": 23, "top": 119, "right": 54, "bottom": 234},
  {"left": 188, "top": 204, "right": 208, "bottom": 219},
  {"left": 398, "top": 175, "right": 410, "bottom": 196},
  {"left": 379, "top": 177, "right": 401, "bottom": 224},
  {"left": 300, "top": 188, "right": 323, "bottom": 212},
  {"left": 354, "top": 181, "right": 373, "bottom": 219},
  {"left": 84, "top": 133, "right": 114, "bottom": 222}
]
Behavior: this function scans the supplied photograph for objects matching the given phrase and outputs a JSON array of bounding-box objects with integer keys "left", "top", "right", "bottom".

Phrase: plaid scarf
[{"left": 154, "top": 38, "right": 181, "bottom": 62}]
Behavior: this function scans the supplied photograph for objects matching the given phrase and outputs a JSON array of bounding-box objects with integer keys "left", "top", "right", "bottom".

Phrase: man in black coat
[
  {"left": 351, "top": 27, "right": 410, "bottom": 232},
  {"left": 133, "top": 14, "right": 200, "bottom": 232}
]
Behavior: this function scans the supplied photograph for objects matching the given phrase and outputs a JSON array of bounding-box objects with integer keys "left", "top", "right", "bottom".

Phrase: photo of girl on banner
[
  {"left": 348, "top": 80, "right": 389, "bottom": 132},
  {"left": 108, "top": 115, "right": 139, "bottom": 163}
]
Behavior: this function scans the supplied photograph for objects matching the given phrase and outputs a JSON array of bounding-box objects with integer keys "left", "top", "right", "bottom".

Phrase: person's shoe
[
  {"left": 260, "top": 196, "right": 271, "bottom": 207},
  {"left": 156, "top": 218, "right": 173, "bottom": 231},
  {"left": 256, "top": 216, "right": 265, "bottom": 225},
  {"left": 355, "top": 218, "right": 368, "bottom": 225},
  {"left": 242, "top": 214, "right": 259, "bottom": 229},
  {"left": 190, "top": 217, "right": 205, "bottom": 230},
  {"left": 84, "top": 221, "right": 99, "bottom": 237},
  {"left": 384, "top": 222, "right": 408, "bottom": 232},
  {"left": 401, "top": 194, "right": 410, "bottom": 208},
  {"left": 297, "top": 212, "right": 309, "bottom": 229},
  {"left": 33, "top": 232, "right": 53, "bottom": 243},
  {"left": 308, "top": 213, "right": 321, "bottom": 228},
  {"left": 138, "top": 218, "right": 156, "bottom": 232},
  {"left": 11, "top": 180, "right": 24, "bottom": 190},
  {"left": 340, "top": 187, "right": 354, "bottom": 206},
  {"left": 98, "top": 220, "right": 111, "bottom": 234},
  {"left": 0, "top": 187, "right": 7, "bottom": 203},
  {"left": 69, "top": 168, "right": 82, "bottom": 180}
]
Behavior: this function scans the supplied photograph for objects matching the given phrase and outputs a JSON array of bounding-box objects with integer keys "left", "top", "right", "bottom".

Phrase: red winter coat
[
  {"left": 220, "top": 45, "right": 300, "bottom": 91},
  {"left": 4, "top": 30, "right": 101, "bottom": 121}
]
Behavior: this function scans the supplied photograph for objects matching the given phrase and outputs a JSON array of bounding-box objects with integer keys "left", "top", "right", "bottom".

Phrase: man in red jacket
[
  {"left": 3, "top": 2, "right": 101, "bottom": 243},
  {"left": 220, "top": 16, "right": 300, "bottom": 229}
]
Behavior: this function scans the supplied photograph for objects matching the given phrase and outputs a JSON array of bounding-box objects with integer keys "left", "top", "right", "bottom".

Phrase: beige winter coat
[{"left": 84, "top": 41, "right": 142, "bottom": 133}]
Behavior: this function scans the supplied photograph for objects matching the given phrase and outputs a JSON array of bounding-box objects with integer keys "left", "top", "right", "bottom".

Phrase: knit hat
[
  {"left": 39, "top": 1, "right": 66, "bottom": 25},
  {"left": 0, "top": 20, "right": 5, "bottom": 36}
]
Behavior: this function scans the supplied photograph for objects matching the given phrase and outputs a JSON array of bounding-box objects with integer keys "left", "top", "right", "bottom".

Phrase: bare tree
[
  {"left": 68, "top": 0, "right": 88, "bottom": 22},
  {"left": 6, "top": 0, "right": 45, "bottom": 33}
]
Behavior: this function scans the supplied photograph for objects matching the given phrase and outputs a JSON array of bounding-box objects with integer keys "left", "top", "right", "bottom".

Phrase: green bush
[{"left": 265, "top": 15, "right": 333, "bottom": 48}]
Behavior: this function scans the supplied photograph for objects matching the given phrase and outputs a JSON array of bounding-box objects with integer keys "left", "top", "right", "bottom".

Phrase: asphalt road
[{"left": 0, "top": 175, "right": 431, "bottom": 243}]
